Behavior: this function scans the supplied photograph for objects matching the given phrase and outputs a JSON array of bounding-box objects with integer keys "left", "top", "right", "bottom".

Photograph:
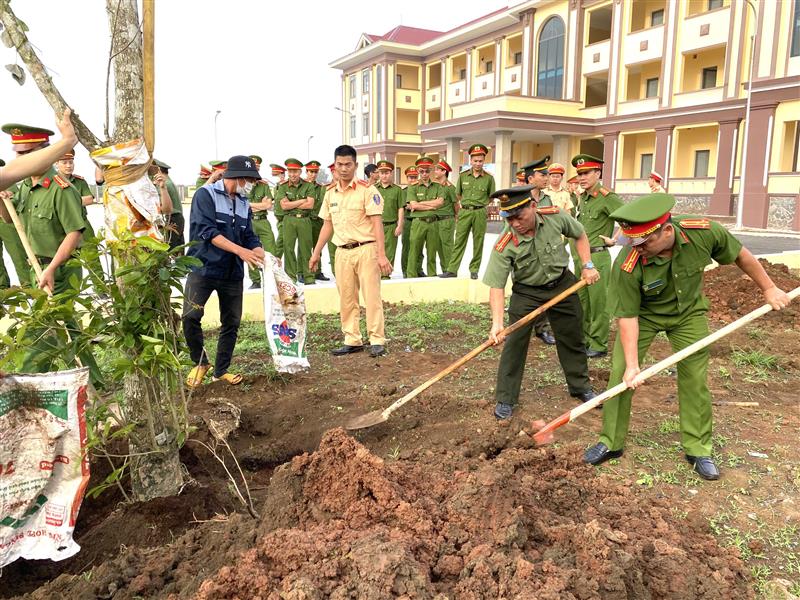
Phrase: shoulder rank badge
[
  {"left": 679, "top": 218, "right": 710, "bottom": 229},
  {"left": 494, "top": 231, "right": 513, "bottom": 253},
  {"left": 621, "top": 248, "right": 640, "bottom": 273}
]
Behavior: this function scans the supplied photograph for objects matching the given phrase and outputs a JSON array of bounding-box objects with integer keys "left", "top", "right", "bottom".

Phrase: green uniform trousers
[
  {"left": 21, "top": 263, "right": 103, "bottom": 389},
  {"left": 311, "top": 217, "right": 336, "bottom": 276},
  {"left": 248, "top": 218, "right": 277, "bottom": 284},
  {"left": 600, "top": 310, "right": 712, "bottom": 457},
  {"left": 282, "top": 215, "right": 314, "bottom": 283},
  {"left": 435, "top": 217, "right": 455, "bottom": 274},
  {"left": 401, "top": 215, "right": 413, "bottom": 277},
  {"left": 383, "top": 222, "right": 399, "bottom": 274},
  {"left": 0, "top": 222, "right": 29, "bottom": 286},
  {"left": 495, "top": 271, "right": 591, "bottom": 405},
  {"left": 574, "top": 249, "right": 612, "bottom": 352},
  {"left": 407, "top": 218, "right": 439, "bottom": 277},
  {"left": 274, "top": 218, "right": 284, "bottom": 259},
  {"left": 448, "top": 207, "right": 487, "bottom": 275}
]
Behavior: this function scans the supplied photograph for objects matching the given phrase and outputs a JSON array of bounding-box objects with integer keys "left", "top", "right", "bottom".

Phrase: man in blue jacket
[{"left": 184, "top": 155, "right": 265, "bottom": 388}]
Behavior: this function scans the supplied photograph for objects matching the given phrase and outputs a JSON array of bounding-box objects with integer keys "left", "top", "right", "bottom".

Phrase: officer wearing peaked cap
[
  {"left": 400, "top": 165, "right": 418, "bottom": 277},
  {"left": 432, "top": 159, "right": 456, "bottom": 273},
  {"left": 275, "top": 158, "right": 316, "bottom": 284},
  {"left": 375, "top": 160, "right": 404, "bottom": 276},
  {"left": 571, "top": 153, "right": 623, "bottom": 359},
  {"left": 444, "top": 143, "right": 496, "bottom": 279},
  {"left": 306, "top": 160, "right": 332, "bottom": 281},
  {"left": 246, "top": 155, "right": 277, "bottom": 288},
  {"left": 584, "top": 193, "right": 792, "bottom": 480},
  {"left": 483, "top": 185, "right": 600, "bottom": 421},
  {"left": 406, "top": 156, "right": 444, "bottom": 278},
  {"left": 270, "top": 163, "right": 287, "bottom": 259}
]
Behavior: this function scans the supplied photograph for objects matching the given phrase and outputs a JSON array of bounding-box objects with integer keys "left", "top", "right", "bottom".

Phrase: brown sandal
[
  {"left": 212, "top": 372, "right": 243, "bottom": 385},
  {"left": 186, "top": 364, "right": 212, "bottom": 389}
]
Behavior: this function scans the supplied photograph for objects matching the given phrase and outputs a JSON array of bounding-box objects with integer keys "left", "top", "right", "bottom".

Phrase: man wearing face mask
[{"left": 183, "top": 155, "right": 265, "bottom": 388}]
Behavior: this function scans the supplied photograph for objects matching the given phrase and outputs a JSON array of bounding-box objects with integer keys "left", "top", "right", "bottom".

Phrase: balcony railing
[
  {"left": 473, "top": 72, "right": 495, "bottom": 99},
  {"left": 582, "top": 39, "right": 611, "bottom": 75},
  {"left": 680, "top": 5, "right": 730, "bottom": 54},
  {"left": 426, "top": 86, "right": 441, "bottom": 109},
  {"left": 624, "top": 25, "right": 665, "bottom": 66},
  {"left": 503, "top": 65, "right": 522, "bottom": 91}
]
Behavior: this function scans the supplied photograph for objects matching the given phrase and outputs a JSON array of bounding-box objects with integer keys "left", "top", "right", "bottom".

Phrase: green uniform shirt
[
  {"left": 195, "top": 176, "right": 209, "bottom": 188},
  {"left": 15, "top": 168, "right": 86, "bottom": 258},
  {"left": 249, "top": 181, "right": 273, "bottom": 219},
  {"left": 65, "top": 174, "right": 94, "bottom": 223},
  {"left": 576, "top": 182, "right": 623, "bottom": 246},
  {"left": 434, "top": 182, "right": 457, "bottom": 217},
  {"left": 377, "top": 183, "right": 403, "bottom": 223},
  {"left": 483, "top": 210, "right": 585, "bottom": 288},
  {"left": 309, "top": 182, "right": 326, "bottom": 218},
  {"left": 405, "top": 180, "right": 444, "bottom": 218},
  {"left": 274, "top": 180, "right": 313, "bottom": 217},
  {"left": 166, "top": 178, "right": 182, "bottom": 215},
  {"left": 455, "top": 170, "right": 496, "bottom": 207},
  {"left": 609, "top": 218, "right": 742, "bottom": 319}
]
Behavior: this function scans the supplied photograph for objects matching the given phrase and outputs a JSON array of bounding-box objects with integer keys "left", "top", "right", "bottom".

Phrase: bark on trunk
[{"left": 105, "top": 0, "right": 144, "bottom": 142}]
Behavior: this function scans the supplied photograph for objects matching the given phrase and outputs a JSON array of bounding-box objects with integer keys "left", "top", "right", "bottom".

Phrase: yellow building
[{"left": 330, "top": 0, "right": 800, "bottom": 231}]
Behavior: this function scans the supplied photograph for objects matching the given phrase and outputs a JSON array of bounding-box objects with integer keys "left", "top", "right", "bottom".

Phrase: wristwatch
[{"left": 584, "top": 261, "right": 595, "bottom": 270}]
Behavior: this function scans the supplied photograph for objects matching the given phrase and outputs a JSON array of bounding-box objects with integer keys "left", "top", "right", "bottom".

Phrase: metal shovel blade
[{"left": 345, "top": 409, "right": 387, "bottom": 430}]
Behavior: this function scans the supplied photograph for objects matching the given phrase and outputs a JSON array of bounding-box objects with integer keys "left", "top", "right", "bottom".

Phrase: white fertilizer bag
[{"left": 262, "top": 254, "right": 310, "bottom": 373}]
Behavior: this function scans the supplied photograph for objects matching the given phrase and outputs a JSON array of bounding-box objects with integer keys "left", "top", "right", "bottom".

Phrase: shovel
[
  {"left": 533, "top": 285, "right": 800, "bottom": 445},
  {"left": 346, "top": 278, "right": 588, "bottom": 430}
]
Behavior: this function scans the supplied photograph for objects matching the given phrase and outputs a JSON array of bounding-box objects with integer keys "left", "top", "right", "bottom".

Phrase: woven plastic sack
[{"left": 262, "top": 254, "right": 310, "bottom": 373}]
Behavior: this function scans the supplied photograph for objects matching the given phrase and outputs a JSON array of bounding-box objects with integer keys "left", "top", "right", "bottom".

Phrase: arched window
[{"left": 537, "top": 17, "right": 565, "bottom": 99}]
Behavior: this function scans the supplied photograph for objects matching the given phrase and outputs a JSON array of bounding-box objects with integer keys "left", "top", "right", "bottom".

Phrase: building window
[
  {"left": 459, "top": 68, "right": 467, "bottom": 80},
  {"left": 792, "top": 0, "right": 800, "bottom": 57},
  {"left": 651, "top": 9, "right": 664, "bottom": 26},
  {"left": 640, "top": 154, "right": 654, "bottom": 179},
  {"left": 694, "top": 150, "right": 710, "bottom": 178},
  {"left": 701, "top": 66, "right": 717, "bottom": 89},
  {"left": 646, "top": 77, "right": 659, "bottom": 98},
  {"left": 349, "top": 75, "right": 356, "bottom": 99},
  {"left": 362, "top": 114, "right": 370, "bottom": 136},
  {"left": 537, "top": 16, "right": 565, "bottom": 99},
  {"left": 514, "top": 51, "right": 523, "bottom": 65},
  {"left": 349, "top": 116, "right": 356, "bottom": 139},
  {"left": 485, "top": 60, "right": 493, "bottom": 74},
  {"left": 396, "top": 74, "right": 402, "bottom": 88},
  {"left": 708, "top": 0, "right": 723, "bottom": 9},
  {"left": 362, "top": 70, "right": 370, "bottom": 94}
]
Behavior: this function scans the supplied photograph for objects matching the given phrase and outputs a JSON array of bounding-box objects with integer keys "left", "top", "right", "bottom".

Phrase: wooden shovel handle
[
  {"left": 1, "top": 194, "right": 47, "bottom": 288},
  {"left": 381, "top": 278, "right": 588, "bottom": 420},
  {"left": 534, "top": 285, "right": 800, "bottom": 442}
]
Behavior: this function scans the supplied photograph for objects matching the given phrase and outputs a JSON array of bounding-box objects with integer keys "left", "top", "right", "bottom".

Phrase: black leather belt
[
  {"left": 252, "top": 213, "right": 268, "bottom": 220},
  {"left": 590, "top": 246, "right": 609, "bottom": 253},
  {"left": 338, "top": 240, "right": 375, "bottom": 250},
  {"left": 436, "top": 215, "right": 454, "bottom": 221},
  {"left": 417, "top": 216, "right": 437, "bottom": 223},
  {"left": 383, "top": 220, "right": 397, "bottom": 225},
  {"left": 531, "top": 268, "right": 568, "bottom": 290},
  {"left": 287, "top": 212, "right": 307, "bottom": 218},
  {"left": 460, "top": 205, "right": 484, "bottom": 210}
]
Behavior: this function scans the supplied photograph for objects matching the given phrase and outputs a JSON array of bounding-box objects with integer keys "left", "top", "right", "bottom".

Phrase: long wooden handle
[
  {"left": 535, "top": 285, "right": 800, "bottom": 441},
  {"left": 1, "top": 194, "right": 47, "bottom": 290},
  {"left": 382, "top": 278, "right": 587, "bottom": 420}
]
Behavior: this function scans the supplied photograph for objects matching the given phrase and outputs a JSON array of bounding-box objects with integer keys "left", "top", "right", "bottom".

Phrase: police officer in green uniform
[
  {"left": 583, "top": 194, "right": 792, "bottom": 480},
  {"left": 270, "top": 163, "right": 287, "bottom": 259},
  {"left": 401, "top": 166, "right": 419, "bottom": 277},
  {"left": 571, "top": 154, "right": 623, "bottom": 358},
  {"left": 245, "top": 155, "right": 277, "bottom": 288},
  {"left": 150, "top": 158, "right": 185, "bottom": 252},
  {"left": 195, "top": 163, "right": 212, "bottom": 188},
  {"left": 484, "top": 185, "right": 599, "bottom": 420},
  {"left": 406, "top": 156, "right": 444, "bottom": 278},
  {"left": 305, "top": 160, "right": 331, "bottom": 281},
  {"left": 0, "top": 123, "right": 101, "bottom": 386},
  {"left": 521, "top": 156, "right": 556, "bottom": 345},
  {"left": 0, "top": 159, "right": 27, "bottom": 288},
  {"left": 275, "top": 158, "right": 315, "bottom": 284},
  {"left": 442, "top": 143, "right": 496, "bottom": 280},
  {"left": 432, "top": 158, "right": 456, "bottom": 272},
  {"left": 375, "top": 160, "right": 404, "bottom": 276}
]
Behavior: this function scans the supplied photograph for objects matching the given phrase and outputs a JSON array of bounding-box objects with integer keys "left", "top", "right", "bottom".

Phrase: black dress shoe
[
  {"left": 494, "top": 402, "right": 513, "bottom": 420},
  {"left": 418, "top": 271, "right": 426, "bottom": 277},
  {"left": 536, "top": 331, "right": 556, "bottom": 345},
  {"left": 438, "top": 271, "right": 457, "bottom": 278},
  {"left": 297, "top": 276, "right": 305, "bottom": 285},
  {"left": 315, "top": 272, "right": 330, "bottom": 281},
  {"left": 249, "top": 282, "right": 261, "bottom": 289},
  {"left": 571, "top": 389, "right": 598, "bottom": 403},
  {"left": 470, "top": 272, "right": 478, "bottom": 280},
  {"left": 330, "top": 345, "right": 364, "bottom": 356},
  {"left": 583, "top": 443, "right": 624, "bottom": 465},
  {"left": 686, "top": 455, "right": 720, "bottom": 480},
  {"left": 369, "top": 344, "right": 386, "bottom": 357},
  {"left": 585, "top": 348, "right": 608, "bottom": 358}
]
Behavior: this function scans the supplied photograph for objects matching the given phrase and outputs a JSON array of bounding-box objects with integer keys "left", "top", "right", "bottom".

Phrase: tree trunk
[{"left": 2, "top": 0, "right": 183, "bottom": 502}]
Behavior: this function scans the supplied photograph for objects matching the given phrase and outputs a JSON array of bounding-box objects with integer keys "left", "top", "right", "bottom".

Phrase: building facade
[{"left": 330, "top": 0, "right": 800, "bottom": 230}]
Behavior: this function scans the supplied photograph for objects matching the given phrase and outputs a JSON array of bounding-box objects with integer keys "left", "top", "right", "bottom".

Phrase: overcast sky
[{"left": 0, "top": 1, "right": 505, "bottom": 184}]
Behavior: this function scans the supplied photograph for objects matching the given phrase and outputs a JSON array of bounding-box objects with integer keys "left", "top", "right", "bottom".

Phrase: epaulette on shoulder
[
  {"left": 53, "top": 174, "right": 71, "bottom": 189},
  {"left": 356, "top": 178, "right": 369, "bottom": 186},
  {"left": 599, "top": 186, "right": 611, "bottom": 196},
  {"left": 620, "top": 248, "right": 640, "bottom": 273},
  {"left": 326, "top": 182, "right": 336, "bottom": 190},
  {"left": 257, "top": 179, "right": 268, "bottom": 185},
  {"left": 536, "top": 206, "right": 561, "bottom": 215},
  {"left": 72, "top": 174, "right": 85, "bottom": 181},
  {"left": 494, "top": 231, "right": 513, "bottom": 253},
  {"left": 678, "top": 218, "right": 711, "bottom": 229}
]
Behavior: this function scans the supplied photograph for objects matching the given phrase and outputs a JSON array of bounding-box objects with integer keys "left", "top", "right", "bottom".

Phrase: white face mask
[{"left": 237, "top": 181, "right": 254, "bottom": 196}]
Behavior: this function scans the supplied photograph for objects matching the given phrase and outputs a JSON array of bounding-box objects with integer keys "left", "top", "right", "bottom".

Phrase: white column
[
  {"left": 494, "top": 38, "right": 503, "bottom": 94},
  {"left": 465, "top": 47, "right": 473, "bottom": 101},
  {"left": 607, "top": 0, "right": 624, "bottom": 115},
  {"left": 660, "top": 0, "right": 678, "bottom": 108},
  {"left": 552, "top": 134, "right": 570, "bottom": 168},
  {"left": 566, "top": 5, "right": 579, "bottom": 100},
  {"left": 440, "top": 59, "right": 447, "bottom": 121},
  {"left": 494, "top": 130, "right": 513, "bottom": 188},
  {"left": 446, "top": 137, "right": 463, "bottom": 184},
  {"left": 521, "top": 12, "right": 532, "bottom": 96}
]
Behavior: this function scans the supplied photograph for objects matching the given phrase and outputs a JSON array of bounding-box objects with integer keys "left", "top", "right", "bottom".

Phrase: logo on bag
[{"left": 272, "top": 320, "right": 297, "bottom": 344}]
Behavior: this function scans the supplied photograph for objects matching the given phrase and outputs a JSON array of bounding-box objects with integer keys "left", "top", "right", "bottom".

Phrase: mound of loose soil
[
  {"left": 705, "top": 260, "right": 800, "bottom": 326},
  {"left": 31, "top": 429, "right": 749, "bottom": 599}
]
